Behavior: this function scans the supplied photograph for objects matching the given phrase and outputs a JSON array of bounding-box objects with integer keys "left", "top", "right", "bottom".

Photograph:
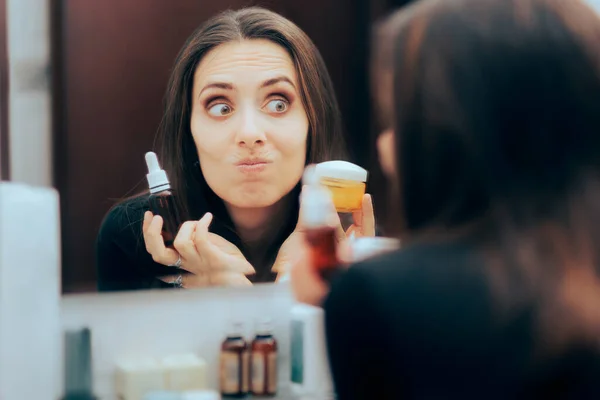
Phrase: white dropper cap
[
  {"left": 226, "top": 321, "right": 245, "bottom": 338},
  {"left": 145, "top": 152, "right": 171, "bottom": 193},
  {"left": 301, "top": 164, "right": 333, "bottom": 228},
  {"left": 255, "top": 318, "right": 273, "bottom": 335}
]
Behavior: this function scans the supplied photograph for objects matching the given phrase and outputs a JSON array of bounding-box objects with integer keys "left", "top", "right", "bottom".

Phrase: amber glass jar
[{"left": 315, "top": 161, "right": 368, "bottom": 213}]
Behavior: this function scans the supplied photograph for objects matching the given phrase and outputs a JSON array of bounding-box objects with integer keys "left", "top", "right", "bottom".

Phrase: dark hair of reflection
[
  {"left": 377, "top": 0, "right": 600, "bottom": 354},
  {"left": 157, "top": 7, "right": 347, "bottom": 222}
]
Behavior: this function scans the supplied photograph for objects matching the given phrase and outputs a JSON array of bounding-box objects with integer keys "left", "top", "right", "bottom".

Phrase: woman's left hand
[
  {"left": 344, "top": 193, "right": 376, "bottom": 240},
  {"left": 273, "top": 192, "right": 376, "bottom": 285}
]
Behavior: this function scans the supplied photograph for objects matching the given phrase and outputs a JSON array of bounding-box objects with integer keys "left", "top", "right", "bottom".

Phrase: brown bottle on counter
[
  {"left": 250, "top": 318, "right": 278, "bottom": 397},
  {"left": 145, "top": 151, "right": 182, "bottom": 247},
  {"left": 220, "top": 322, "right": 250, "bottom": 398}
]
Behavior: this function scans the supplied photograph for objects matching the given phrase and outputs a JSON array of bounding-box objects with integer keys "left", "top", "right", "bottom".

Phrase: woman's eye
[
  {"left": 208, "top": 103, "right": 233, "bottom": 116},
  {"left": 266, "top": 99, "right": 289, "bottom": 113}
]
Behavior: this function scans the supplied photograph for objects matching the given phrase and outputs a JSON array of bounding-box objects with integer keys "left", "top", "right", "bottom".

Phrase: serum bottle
[
  {"left": 250, "top": 318, "right": 278, "bottom": 397},
  {"left": 301, "top": 165, "right": 341, "bottom": 282},
  {"left": 145, "top": 151, "right": 183, "bottom": 247},
  {"left": 220, "top": 321, "right": 250, "bottom": 398}
]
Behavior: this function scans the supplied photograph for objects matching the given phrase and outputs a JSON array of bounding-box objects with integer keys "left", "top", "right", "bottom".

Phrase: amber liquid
[
  {"left": 221, "top": 336, "right": 250, "bottom": 398},
  {"left": 305, "top": 226, "right": 341, "bottom": 282},
  {"left": 148, "top": 190, "right": 182, "bottom": 247},
  {"left": 320, "top": 177, "right": 366, "bottom": 213},
  {"left": 250, "top": 334, "right": 278, "bottom": 397}
]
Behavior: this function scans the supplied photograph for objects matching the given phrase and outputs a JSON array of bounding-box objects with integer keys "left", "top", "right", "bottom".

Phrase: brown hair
[
  {"left": 376, "top": 0, "right": 600, "bottom": 350},
  {"left": 156, "top": 7, "right": 347, "bottom": 222}
]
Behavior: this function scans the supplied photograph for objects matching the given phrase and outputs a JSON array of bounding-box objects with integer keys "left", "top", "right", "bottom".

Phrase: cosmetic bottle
[
  {"left": 315, "top": 160, "right": 368, "bottom": 213},
  {"left": 220, "top": 322, "right": 249, "bottom": 398},
  {"left": 145, "top": 151, "right": 183, "bottom": 247},
  {"left": 61, "top": 328, "right": 98, "bottom": 400},
  {"left": 250, "top": 318, "right": 278, "bottom": 397},
  {"left": 290, "top": 304, "right": 334, "bottom": 399},
  {"left": 302, "top": 165, "right": 341, "bottom": 282},
  {"left": 116, "top": 357, "right": 166, "bottom": 400}
]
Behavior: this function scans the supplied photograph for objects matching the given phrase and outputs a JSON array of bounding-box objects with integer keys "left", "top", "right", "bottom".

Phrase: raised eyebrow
[
  {"left": 198, "top": 82, "right": 234, "bottom": 98},
  {"left": 260, "top": 76, "right": 296, "bottom": 90}
]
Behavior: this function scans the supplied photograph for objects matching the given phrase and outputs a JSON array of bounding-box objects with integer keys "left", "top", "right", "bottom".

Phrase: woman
[
  {"left": 292, "top": 0, "right": 600, "bottom": 397},
  {"left": 96, "top": 7, "right": 375, "bottom": 291}
]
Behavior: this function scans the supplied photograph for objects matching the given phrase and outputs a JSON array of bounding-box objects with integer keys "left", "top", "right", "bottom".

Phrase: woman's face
[{"left": 191, "top": 39, "right": 309, "bottom": 209}]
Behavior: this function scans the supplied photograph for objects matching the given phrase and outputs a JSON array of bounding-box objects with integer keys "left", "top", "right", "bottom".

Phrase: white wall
[
  {"left": 0, "top": 183, "right": 62, "bottom": 400},
  {"left": 587, "top": 0, "right": 600, "bottom": 13},
  {"left": 6, "top": 0, "right": 53, "bottom": 187},
  {"left": 62, "top": 284, "right": 295, "bottom": 400}
]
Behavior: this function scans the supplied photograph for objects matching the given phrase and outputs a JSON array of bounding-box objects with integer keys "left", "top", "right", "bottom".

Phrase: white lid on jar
[{"left": 315, "top": 160, "right": 368, "bottom": 182}]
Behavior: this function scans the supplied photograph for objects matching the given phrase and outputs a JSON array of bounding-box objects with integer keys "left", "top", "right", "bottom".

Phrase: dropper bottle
[
  {"left": 145, "top": 151, "right": 183, "bottom": 247},
  {"left": 301, "top": 165, "right": 341, "bottom": 282}
]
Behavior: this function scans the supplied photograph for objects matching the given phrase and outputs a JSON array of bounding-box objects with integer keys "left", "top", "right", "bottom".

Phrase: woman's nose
[{"left": 235, "top": 108, "right": 267, "bottom": 147}]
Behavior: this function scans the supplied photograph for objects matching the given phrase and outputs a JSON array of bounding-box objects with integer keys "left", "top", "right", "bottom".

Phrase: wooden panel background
[{"left": 0, "top": 0, "right": 8, "bottom": 181}]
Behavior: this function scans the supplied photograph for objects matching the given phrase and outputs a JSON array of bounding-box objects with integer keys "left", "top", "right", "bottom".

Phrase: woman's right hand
[{"left": 142, "top": 211, "right": 255, "bottom": 288}]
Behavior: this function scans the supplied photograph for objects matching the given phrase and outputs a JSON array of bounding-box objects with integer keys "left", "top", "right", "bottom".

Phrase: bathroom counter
[{"left": 259, "top": 386, "right": 333, "bottom": 400}]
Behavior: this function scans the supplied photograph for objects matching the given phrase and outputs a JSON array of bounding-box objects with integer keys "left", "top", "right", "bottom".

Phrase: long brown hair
[
  {"left": 377, "top": 0, "right": 600, "bottom": 350},
  {"left": 157, "top": 7, "right": 347, "bottom": 222}
]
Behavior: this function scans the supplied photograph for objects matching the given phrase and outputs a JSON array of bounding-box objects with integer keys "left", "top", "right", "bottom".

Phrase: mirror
[{"left": 4, "top": 0, "right": 397, "bottom": 294}]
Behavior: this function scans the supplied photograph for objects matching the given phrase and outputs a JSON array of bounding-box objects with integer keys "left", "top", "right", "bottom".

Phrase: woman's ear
[{"left": 377, "top": 129, "right": 396, "bottom": 178}]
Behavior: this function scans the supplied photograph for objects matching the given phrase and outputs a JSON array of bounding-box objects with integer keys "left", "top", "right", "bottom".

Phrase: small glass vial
[
  {"left": 145, "top": 152, "right": 183, "bottom": 247},
  {"left": 302, "top": 165, "right": 342, "bottom": 282},
  {"left": 250, "top": 318, "right": 278, "bottom": 397},
  {"left": 220, "top": 322, "right": 250, "bottom": 398},
  {"left": 315, "top": 160, "right": 368, "bottom": 213}
]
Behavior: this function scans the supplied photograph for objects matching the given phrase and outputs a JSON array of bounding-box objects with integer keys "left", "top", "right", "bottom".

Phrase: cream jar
[{"left": 315, "top": 161, "right": 368, "bottom": 213}]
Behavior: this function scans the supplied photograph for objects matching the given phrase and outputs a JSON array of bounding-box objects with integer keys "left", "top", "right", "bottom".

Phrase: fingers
[
  {"left": 143, "top": 214, "right": 180, "bottom": 266},
  {"left": 142, "top": 211, "right": 152, "bottom": 234},
  {"left": 334, "top": 217, "right": 346, "bottom": 242},
  {"left": 170, "top": 214, "right": 212, "bottom": 274},
  {"left": 347, "top": 194, "right": 375, "bottom": 238},
  {"left": 158, "top": 271, "right": 253, "bottom": 288},
  {"left": 336, "top": 239, "right": 355, "bottom": 265},
  {"left": 192, "top": 212, "right": 213, "bottom": 254},
  {"left": 298, "top": 184, "right": 346, "bottom": 242},
  {"left": 158, "top": 272, "right": 210, "bottom": 288},
  {"left": 272, "top": 232, "right": 303, "bottom": 274},
  {"left": 295, "top": 185, "right": 308, "bottom": 232},
  {"left": 167, "top": 212, "right": 255, "bottom": 275},
  {"left": 290, "top": 244, "right": 329, "bottom": 306},
  {"left": 196, "top": 214, "right": 254, "bottom": 274},
  {"left": 209, "top": 271, "right": 253, "bottom": 287},
  {"left": 207, "top": 233, "right": 255, "bottom": 274},
  {"left": 207, "top": 232, "right": 245, "bottom": 256},
  {"left": 171, "top": 221, "right": 200, "bottom": 272},
  {"left": 322, "top": 190, "right": 346, "bottom": 241},
  {"left": 360, "top": 194, "right": 376, "bottom": 237},
  {"left": 229, "top": 259, "right": 256, "bottom": 275}
]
